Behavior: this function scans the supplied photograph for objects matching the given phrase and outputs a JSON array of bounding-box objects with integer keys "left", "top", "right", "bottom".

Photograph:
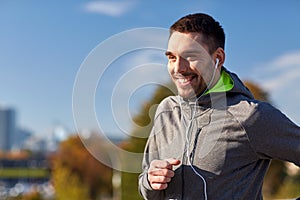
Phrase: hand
[{"left": 147, "top": 158, "right": 181, "bottom": 190}]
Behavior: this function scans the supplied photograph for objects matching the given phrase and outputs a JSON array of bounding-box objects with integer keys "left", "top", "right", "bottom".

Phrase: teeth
[
  {"left": 178, "top": 76, "right": 193, "bottom": 83},
  {"left": 179, "top": 78, "right": 188, "bottom": 83}
]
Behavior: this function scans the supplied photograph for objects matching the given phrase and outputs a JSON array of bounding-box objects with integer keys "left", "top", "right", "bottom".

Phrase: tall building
[
  {"left": 14, "top": 127, "right": 32, "bottom": 150},
  {"left": 0, "top": 107, "right": 16, "bottom": 151}
]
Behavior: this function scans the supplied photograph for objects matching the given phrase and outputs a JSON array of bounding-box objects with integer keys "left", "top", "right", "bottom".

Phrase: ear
[{"left": 214, "top": 47, "right": 225, "bottom": 68}]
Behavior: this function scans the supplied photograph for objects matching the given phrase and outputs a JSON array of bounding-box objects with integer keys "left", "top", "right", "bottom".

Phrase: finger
[
  {"left": 165, "top": 158, "right": 181, "bottom": 169},
  {"left": 165, "top": 158, "right": 181, "bottom": 166},
  {"left": 151, "top": 182, "right": 168, "bottom": 190},
  {"left": 148, "top": 168, "right": 175, "bottom": 177},
  {"left": 150, "top": 160, "right": 170, "bottom": 169},
  {"left": 149, "top": 175, "right": 172, "bottom": 184}
]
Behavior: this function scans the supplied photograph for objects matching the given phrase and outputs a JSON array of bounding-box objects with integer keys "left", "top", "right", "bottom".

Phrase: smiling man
[
  {"left": 138, "top": 13, "right": 300, "bottom": 200},
  {"left": 165, "top": 30, "right": 223, "bottom": 99}
]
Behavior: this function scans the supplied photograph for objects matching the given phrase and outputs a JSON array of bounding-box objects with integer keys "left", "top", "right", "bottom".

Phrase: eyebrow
[
  {"left": 182, "top": 50, "right": 203, "bottom": 55},
  {"left": 165, "top": 51, "right": 173, "bottom": 56},
  {"left": 165, "top": 50, "right": 202, "bottom": 57}
]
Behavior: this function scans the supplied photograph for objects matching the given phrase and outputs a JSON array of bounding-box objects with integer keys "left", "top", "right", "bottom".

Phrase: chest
[{"left": 156, "top": 110, "right": 257, "bottom": 176}]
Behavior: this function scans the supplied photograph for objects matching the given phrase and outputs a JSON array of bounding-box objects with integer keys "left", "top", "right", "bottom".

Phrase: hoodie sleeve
[
  {"left": 138, "top": 128, "right": 166, "bottom": 199},
  {"left": 245, "top": 102, "right": 300, "bottom": 166},
  {"left": 138, "top": 96, "right": 179, "bottom": 199}
]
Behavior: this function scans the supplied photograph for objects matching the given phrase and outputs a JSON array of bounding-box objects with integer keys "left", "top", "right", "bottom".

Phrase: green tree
[{"left": 121, "top": 84, "right": 176, "bottom": 200}]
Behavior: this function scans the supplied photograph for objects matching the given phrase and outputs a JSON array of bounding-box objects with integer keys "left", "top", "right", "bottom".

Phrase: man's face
[{"left": 166, "top": 31, "right": 215, "bottom": 99}]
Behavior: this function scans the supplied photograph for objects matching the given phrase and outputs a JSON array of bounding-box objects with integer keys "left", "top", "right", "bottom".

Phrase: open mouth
[{"left": 175, "top": 75, "right": 196, "bottom": 86}]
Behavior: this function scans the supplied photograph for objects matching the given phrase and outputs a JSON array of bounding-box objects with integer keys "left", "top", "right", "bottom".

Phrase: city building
[{"left": 0, "top": 107, "right": 16, "bottom": 151}]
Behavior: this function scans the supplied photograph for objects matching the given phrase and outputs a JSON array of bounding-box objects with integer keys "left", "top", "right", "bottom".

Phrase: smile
[{"left": 175, "top": 75, "right": 196, "bottom": 85}]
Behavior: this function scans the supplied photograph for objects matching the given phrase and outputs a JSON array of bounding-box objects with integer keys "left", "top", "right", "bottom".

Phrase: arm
[
  {"left": 148, "top": 159, "right": 180, "bottom": 190},
  {"left": 139, "top": 136, "right": 163, "bottom": 200},
  {"left": 139, "top": 159, "right": 180, "bottom": 199},
  {"left": 138, "top": 132, "right": 180, "bottom": 199},
  {"left": 245, "top": 102, "right": 300, "bottom": 166},
  {"left": 139, "top": 97, "right": 182, "bottom": 199}
]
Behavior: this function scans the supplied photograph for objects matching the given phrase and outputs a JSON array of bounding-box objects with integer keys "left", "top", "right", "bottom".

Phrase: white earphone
[{"left": 215, "top": 58, "right": 219, "bottom": 69}]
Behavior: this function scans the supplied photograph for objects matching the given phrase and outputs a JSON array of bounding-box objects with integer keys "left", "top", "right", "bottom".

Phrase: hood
[
  {"left": 179, "top": 67, "right": 254, "bottom": 107},
  {"left": 223, "top": 67, "right": 254, "bottom": 100}
]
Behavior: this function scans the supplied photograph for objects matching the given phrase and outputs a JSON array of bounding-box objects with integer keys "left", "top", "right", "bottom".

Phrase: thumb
[{"left": 165, "top": 158, "right": 181, "bottom": 168}]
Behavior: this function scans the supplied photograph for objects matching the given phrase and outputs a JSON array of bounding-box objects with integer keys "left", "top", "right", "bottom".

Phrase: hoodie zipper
[
  {"left": 182, "top": 124, "right": 202, "bottom": 199},
  {"left": 189, "top": 128, "right": 201, "bottom": 164}
]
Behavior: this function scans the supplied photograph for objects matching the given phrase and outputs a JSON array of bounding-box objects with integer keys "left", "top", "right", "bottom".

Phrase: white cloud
[
  {"left": 254, "top": 51, "right": 300, "bottom": 91},
  {"left": 271, "top": 51, "right": 300, "bottom": 70},
  {"left": 252, "top": 51, "right": 300, "bottom": 125},
  {"left": 262, "top": 67, "right": 300, "bottom": 91},
  {"left": 83, "top": 1, "right": 136, "bottom": 17}
]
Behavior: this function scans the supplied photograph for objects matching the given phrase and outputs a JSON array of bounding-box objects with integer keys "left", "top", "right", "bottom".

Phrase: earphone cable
[{"left": 178, "top": 60, "right": 219, "bottom": 200}]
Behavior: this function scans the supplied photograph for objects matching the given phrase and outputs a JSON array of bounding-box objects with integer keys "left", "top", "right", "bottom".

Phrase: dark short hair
[{"left": 170, "top": 13, "right": 225, "bottom": 54}]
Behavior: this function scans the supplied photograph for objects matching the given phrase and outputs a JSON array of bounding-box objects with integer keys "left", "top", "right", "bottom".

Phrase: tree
[
  {"left": 274, "top": 172, "right": 300, "bottom": 199},
  {"left": 121, "top": 84, "right": 176, "bottom": 200},
  {"left": 52, "top": 160, "right": 90, "bottom": 200},
  {"left": 51, "top": 135, "right": 113, "bottom": 200},
  {"left": 243, "top": 80, "right": 270, "bottom": 102}
]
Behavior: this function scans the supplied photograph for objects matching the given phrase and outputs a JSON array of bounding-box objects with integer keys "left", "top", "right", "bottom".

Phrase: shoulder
[
  {"left": 155, "top": 96, "right": 179, "bottom": 114},
  {"left": 228, "top": 98, "right": 296, "bottom": 133},
  {"left": 227, "top": 98, "right": 281, "bottom": 125},
  {"left": 244, "top": 101, "right": 288, "bottom": 123}
]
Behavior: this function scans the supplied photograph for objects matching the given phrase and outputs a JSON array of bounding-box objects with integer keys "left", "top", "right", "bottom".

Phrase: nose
[{"left": 174, "top": 56, "right": 189, "bottom": 73}]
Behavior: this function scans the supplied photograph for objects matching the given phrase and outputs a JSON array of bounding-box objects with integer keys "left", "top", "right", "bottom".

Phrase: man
[{"left": 138, "top": 13, "right": 300, "bottom": 199}]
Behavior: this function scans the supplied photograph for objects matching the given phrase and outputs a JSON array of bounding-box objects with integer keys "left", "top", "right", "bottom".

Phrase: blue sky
[{"left": 1, "top": 0, "right": 300, "bottom": 138}]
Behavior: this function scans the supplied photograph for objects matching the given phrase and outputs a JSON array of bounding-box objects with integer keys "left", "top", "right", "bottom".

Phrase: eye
[
  {"left": 184, "top": 54, "right": 198, "bottom": 62},
  {"left": 167, "top": 55, "right": 176, "bottom": 62},
  {"left": 186, "top": 56, "right": 196, "bottom": 62}
]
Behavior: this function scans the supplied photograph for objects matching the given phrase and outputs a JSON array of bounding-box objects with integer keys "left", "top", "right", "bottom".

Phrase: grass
[{"left": 0, "top": 168, "right": 49, "bottom": 178}]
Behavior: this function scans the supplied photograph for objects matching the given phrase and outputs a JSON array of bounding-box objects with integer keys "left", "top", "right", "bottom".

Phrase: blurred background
[{"left": 0, "top": 0, "right": 299, "bottom": 199}]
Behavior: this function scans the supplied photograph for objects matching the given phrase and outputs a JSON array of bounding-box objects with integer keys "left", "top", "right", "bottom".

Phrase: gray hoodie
[{"left": 139, "top": 69, "right": 300, "bottom": 200}]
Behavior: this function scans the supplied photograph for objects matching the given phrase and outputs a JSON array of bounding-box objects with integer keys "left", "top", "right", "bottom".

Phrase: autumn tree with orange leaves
[{"left": 51, "top": 135, "right": 113, "bottom": 200}]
